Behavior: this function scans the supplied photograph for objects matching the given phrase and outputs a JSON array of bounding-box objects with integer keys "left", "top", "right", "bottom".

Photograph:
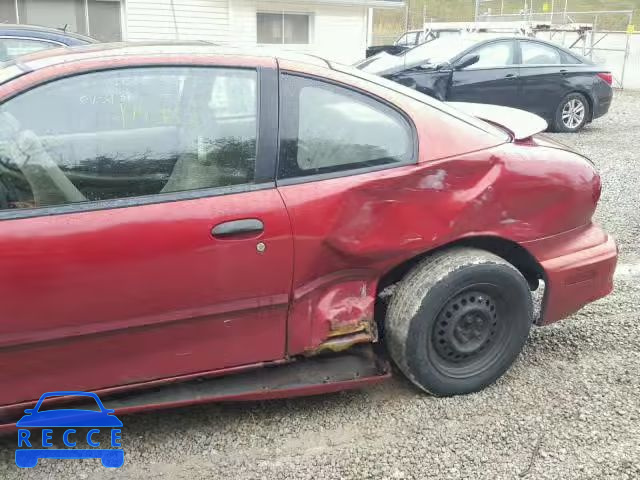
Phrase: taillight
[{"left": 597, "top": 72, "right": 613, "bottom": 86}]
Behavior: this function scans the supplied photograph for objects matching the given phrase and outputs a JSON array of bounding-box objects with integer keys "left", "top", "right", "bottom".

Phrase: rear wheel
[
  {"left": 385, "top": 248, "right": 533, "bottom": 396},
  {"left": 552, "top": 93, "right": 590, "bottom": 132}
]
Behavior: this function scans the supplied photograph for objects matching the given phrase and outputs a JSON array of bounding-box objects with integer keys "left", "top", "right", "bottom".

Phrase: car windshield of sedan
[{"left": 359, "top": 37, "right": 480, "bottom": 75}]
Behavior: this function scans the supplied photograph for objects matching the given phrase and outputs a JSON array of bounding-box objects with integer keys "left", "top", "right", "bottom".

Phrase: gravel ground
[{"left": 1, "top": 91, "right": 639, "bottom": 480}]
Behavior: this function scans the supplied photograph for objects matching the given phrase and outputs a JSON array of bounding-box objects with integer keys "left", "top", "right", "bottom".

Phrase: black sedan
[
  {"left": 357, "top": 35, "right": 613, "bottom": 132},
  {"left": 0, "top": 24, "right": 96, "bottom": 62}
]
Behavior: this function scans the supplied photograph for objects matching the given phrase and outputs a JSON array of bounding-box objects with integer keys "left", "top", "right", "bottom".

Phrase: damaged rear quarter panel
[
  {"left": 279, "top": 145, "right": 598, "bottom": 355},
  {"left": 276, "top": 60, "right": 599, "bottom": 356}
]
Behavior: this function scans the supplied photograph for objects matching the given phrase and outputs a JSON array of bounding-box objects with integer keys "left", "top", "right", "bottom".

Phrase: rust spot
[
  {"left": 305, "top": 279, "right": 379, "bottom": 356},
  {"left": 305, "top": 332, "right": 373, "bottom": 355},
  {"left": 326, "top": 322, "right": 367, "bottom": 338}
]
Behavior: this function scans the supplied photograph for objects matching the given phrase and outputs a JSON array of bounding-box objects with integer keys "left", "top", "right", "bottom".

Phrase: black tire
[
  {"left": 385, "top": 248, "right": 532, "bottom": 396},
  {"left": 552, "top": 92, "right": 590, "bottom": 132}
]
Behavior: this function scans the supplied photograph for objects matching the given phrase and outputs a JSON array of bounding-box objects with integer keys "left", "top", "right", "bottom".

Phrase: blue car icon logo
[{"left": 15, "top": 391, "right": 124, "bottom": 468}]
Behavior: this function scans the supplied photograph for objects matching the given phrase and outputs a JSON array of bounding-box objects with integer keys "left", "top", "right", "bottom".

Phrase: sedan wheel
[
  {"left": 385, "top": 248, "right": 533, "bottom": 396},
  {"left": 553, "top": 93, "right": 590, "bottom": 132},
  {"left": 562, "top": 99, "right": 586, "bottom": 129}
]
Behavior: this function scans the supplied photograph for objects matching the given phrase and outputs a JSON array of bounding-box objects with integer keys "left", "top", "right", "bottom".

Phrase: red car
[{"left": 0, "top": 43, "right": 616, "bottom": 430}]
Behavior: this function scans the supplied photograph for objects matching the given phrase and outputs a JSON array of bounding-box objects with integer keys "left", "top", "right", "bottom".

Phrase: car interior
[{"left": 0, "top": 67, "right": 258, "bottom": 210}]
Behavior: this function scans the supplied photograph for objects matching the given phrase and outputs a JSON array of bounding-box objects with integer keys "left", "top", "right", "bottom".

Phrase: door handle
[
  {"left": 211, "top": 219, "right": 264, "bottom": 238},
  {"left": 505, "top": 73, "right": 517, "bottom": 80},
  {"left": 560, "top": 69, "right": 569, "bottom": 74}
]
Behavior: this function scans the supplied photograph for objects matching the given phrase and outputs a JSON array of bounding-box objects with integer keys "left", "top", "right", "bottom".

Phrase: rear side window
[
  {"left": 278, "top": 74, "right": 413, "bottom": 180},
  {"left": 520, "top": 42, "right": 562, "bottom": 65},
  {"left": 0, "top": 66, "right": 258, "bottom": 211},
  {"left": 561, "top": 51, "right": 583, "bottom": 64},
  {"left": 0, "top": 37, "right": 58, "bottom": 62}
]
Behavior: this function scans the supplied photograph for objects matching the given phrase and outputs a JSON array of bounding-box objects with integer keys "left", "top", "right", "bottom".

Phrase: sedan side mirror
[
  {"left": 455, "top": 54, "right": 480, "bottom": 70},
  {"left": 434, "top": 61, "right": 452, "bottom": 71}
]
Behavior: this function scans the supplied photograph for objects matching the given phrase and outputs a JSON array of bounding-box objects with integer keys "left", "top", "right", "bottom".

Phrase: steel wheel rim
[
  {"left": 429, "top": 285, "right": 510, "bottom": 379},
  {"left": 562, "top": 98, "right": 585, "bottom": 129}
]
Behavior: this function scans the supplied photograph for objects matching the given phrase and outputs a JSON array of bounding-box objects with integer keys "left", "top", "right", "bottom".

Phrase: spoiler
[{"left": 446, "top": 102, "right": 548, "bottom": 140}]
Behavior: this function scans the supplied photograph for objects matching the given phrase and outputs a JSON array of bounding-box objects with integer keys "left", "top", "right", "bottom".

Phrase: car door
[
  {"left": 0, "top": 62, "right": 292, "bottom": 407},
  {"left": 516, "top": 40, "right": 576, "bottom": 120},
  {"left": 448, "top": 39, "right": 520, "bottom": 108}
]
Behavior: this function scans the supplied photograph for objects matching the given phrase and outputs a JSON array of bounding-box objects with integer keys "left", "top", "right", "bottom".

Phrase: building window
[
  {"left": 257, "top": 12, "right": 310, "bottom": 45},
  {"left": 0, "top": 0, "right": 122, "bottom": 42},
  {"left": 0, "top": 0, "right": 17, "bottom": 23}
]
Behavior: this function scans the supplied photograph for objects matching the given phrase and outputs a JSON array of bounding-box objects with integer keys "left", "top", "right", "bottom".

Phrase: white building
[{"left": 0, "top": 0, "right": 404, "bottom": 64}]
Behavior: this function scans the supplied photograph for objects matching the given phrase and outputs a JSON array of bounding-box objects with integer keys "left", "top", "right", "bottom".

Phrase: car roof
[
  {"left": 2, "top": 41, "right": 331, "bottom": 72},
  {"left": 0, "top": 24, "right": 97, "bottom": 45},
  {"left": 466, "top": 35, "right": 592, "bottom": 63},
  {"left": 442, "top": 33, "right": 517, "bottom": 44},
  {"left": 401, "top": 33, "right": 590, "bottom": 63}
]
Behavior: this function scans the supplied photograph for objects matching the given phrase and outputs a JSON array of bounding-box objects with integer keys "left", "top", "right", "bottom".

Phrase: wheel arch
[{"left": 375, "top": 236, "right": 546, "bottom": 335}]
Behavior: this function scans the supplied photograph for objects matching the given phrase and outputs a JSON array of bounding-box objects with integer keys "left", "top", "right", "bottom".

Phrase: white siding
[
  {"left": 227, "top": 0, "right": 256, "bottom": 47},
  {"left": 229, "top": 1, "right": 367, "bottom": 64},
  {"left": 312, "top": 5, "right": 367, "bottom": 63},
  {"left": 125, "top": 0, "right": 229, "bottom": 42},
  {"left": 124, "top": 0, "right": 369, "bottom": 64}
]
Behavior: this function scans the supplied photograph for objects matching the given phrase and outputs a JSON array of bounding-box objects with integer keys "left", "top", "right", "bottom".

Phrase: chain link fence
[{"left": 372, "top": 1, "right": 638, "bottom": 46}]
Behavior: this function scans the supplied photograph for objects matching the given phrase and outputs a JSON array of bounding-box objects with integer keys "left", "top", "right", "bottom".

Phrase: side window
[
  {"left": 397, "top": 32, "right": 417, "bottom": 46},
  {"left": 0, "top": 67, "right": 258, "bottom": 211},
  {"left": 468, "top": 41, "right": 514, "bottom": 69},
  {"left": 520, "top": 42, "right": 562, "bottom": 65},
  {"left": 0, "top": 38, "right": 58, "bottom": 62},
  {"left": 395, "top": 33, "right": 408, "bottom": 46},
  {"left": 278, "top": 74, "right": 413, "bottom": 180}
]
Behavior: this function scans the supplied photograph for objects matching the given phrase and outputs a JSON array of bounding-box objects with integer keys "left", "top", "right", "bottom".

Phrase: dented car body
[
  {"left": 357, "top": 36, "right": 613, "bottom": 132},
  {"left": 0, "top": 44, "right": 616, "bottom": 430}
]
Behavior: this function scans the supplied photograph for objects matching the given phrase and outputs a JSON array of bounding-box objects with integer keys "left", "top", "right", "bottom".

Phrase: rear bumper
[
  {"left": 526, "top": 224, "right": 617, "bottom": 325},
  {"left": 592, "top": 83, "right": 613, "bottom": 120}
]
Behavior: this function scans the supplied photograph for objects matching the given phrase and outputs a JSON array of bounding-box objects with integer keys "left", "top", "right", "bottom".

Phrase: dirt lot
[{"left": 1, "top": 91, "right": 639, "bottom": 480}]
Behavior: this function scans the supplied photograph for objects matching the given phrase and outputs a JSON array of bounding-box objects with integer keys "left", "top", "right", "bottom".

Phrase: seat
[
  {"left": 0, "top": 112, "right": 86, "bottom": 207},
  {"left": 160, "top": 136, "right": 225, "bottom": 194},
  {"left": 159, "top": 75, "right": 256, "bottom": 194},
  {"left": 160, "top": 84, "right": 226, "bottom": 194}
]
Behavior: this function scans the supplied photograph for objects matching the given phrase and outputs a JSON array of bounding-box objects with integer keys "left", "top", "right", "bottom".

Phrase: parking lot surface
[{"left": 1, "top": 90, "right": 639, "bottom": 480}]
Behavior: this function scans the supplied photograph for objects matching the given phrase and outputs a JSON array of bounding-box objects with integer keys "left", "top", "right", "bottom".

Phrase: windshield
[
  {"left": 359, "top": 35, "right": 518, "bottom": 76},
  {"left": 404, "top": 37, "right": 477, "bottom": 65},
  {"left": 359, "top": 37, "right": 480, "bottom": 75}
]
